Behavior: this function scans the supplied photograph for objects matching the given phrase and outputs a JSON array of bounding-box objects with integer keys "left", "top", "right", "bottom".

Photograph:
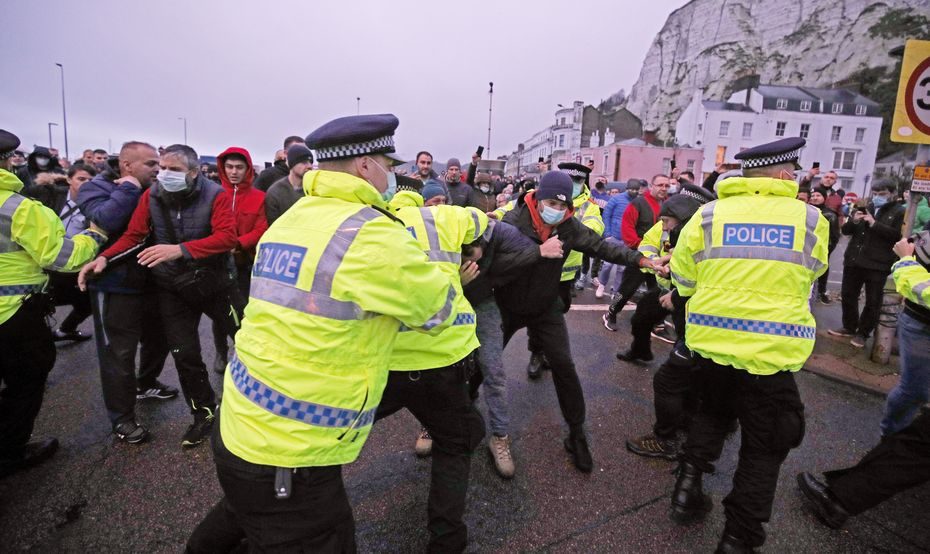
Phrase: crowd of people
[{"left": 0, "top": 116, "right": 928, "bottom": 553}]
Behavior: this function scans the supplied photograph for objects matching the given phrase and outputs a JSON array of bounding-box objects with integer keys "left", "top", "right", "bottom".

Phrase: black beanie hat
[
  {"left": 536, "top": 171, "right": 573, "bottom": 203},
  {"left": 286, "top": 144, "right": 314, "bottom": 168}
]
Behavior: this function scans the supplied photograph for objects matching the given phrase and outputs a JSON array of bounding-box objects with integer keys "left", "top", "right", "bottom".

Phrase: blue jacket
[
  {"left": 603, "top": 192, "right": 633, "bottom": 240},
  {"left": 77, "top": 172, "right": 149, "bottom": 293}
]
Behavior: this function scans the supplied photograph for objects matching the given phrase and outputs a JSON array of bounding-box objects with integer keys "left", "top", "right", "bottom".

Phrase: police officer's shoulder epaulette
[{"left": 369, "top": 204, "right": 405, "bottom": 225}]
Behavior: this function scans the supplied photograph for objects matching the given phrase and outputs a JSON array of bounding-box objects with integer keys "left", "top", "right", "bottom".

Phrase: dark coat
[
  {"left": 253, "top": 161, "right": 288, "bottom": 193},
  {"left": 841, "top": 200, "right": 905, "bottom": 273},
  {"left": 496, "top": 192, "right": 643, "bottom": 316},
  {"left": 464, "top": 220, "right": 540, "bottom": 306}
]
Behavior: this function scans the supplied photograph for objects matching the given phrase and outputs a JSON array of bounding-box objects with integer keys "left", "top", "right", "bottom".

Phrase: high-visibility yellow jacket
[
  {"left": 0, "top": 169, "right": 105, "bottom": 324},
  {"left": 220, "top": 169, "right": 460, "bottom": 468},
  {"left": 670, "top": 177, "right": 829, "bottom": 374},
  {"left": 391, "top": 205, "right": 488, "bottom": 370},
  {"left": 561, "top": 187, "right": 604, "bottom": 281},
  {"left": 893, "top": 256, "right": 930, "bottom": 307},
  {"left": 388, "top": 190, "right": 423, "bottom": 211},
  {"left": 638, "top": 221, "right": 671, "bottom": 289}
]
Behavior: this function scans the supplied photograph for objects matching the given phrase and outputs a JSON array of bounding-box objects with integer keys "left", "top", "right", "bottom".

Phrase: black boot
[
  {"left": 0, "top": 437, "right": 59, "bottom": 479},
  {"left": 564, "top": 431, "right": 593, "bottom": 473},
  {"left": 715, "top": 533, "right": 755, "bottom": 554},
  {"left": 527, "top": 352, "right": 544, "bottom": 380},
  {"left": 670, "top": 460, "right": 711, "bottom": 524}
]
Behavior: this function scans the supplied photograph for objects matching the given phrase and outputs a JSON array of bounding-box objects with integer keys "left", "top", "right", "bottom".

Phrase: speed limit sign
[{"left": 892, "top": 39, "right": 930, "bottom": 144}]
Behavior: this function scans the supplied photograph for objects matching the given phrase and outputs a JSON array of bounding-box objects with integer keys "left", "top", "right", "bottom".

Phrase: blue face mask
[
  {"left": 541, "top": 205, "right": 566, "bottom": 225},
  {"left": 872, "top": 195, "right": 888, "bottom": 208},
  {"left": 572, "top": 183, "right": 582, "bottom": 198},
  {"left": 382, "top": 172, "right": 397, "bottom": 201}
]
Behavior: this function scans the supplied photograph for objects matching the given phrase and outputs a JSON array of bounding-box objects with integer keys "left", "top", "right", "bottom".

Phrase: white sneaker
[
  {"left": 595, "top": 284, "right": 606, "bottom": 298},
  {"left": 414, "top": 428, "right": 432, "bottom": 457}
]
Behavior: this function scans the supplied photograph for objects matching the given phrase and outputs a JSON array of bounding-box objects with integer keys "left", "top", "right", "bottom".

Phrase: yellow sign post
[{"left": 891, "top": 39, "right": 930, "bottom": 144}]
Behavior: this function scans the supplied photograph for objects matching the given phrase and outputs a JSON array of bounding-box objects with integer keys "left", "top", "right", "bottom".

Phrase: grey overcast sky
[{"left": 0, "top": 0, "right": 684, "bottom": 165}]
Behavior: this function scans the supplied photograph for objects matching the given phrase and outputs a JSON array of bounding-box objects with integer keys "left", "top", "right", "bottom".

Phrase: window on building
[
  {"left": 687, "top": 159, "right": 695, "bottom": 170},
  {"left": 742, "top": 122, "right": 752, "bottom": 138},
  {"left": 840, "top": 178, "right": 853, "bottom": 190},
  {"left": 855, "top": 127, "right": 865, "bottom": 143},
  {"left": 697, "top": 123, "right": 703, "bottom": 134},
  {"left": 719, "top": 121, "right": 730, "bottom": 137},
  {"left": 855, "top": 105, "right": 866, "bottom": 116},
  {"left": 662, "top": 158, "right": 672, "bottom": 174},
  {"left": 715, "top": 145, "right": 726, "bottom": 165},
  {"left": 800, "top": 100, "right": 812, "bottom": 112},
  {"left": 831, "top": 126, "right": 842, "bottom": 142},
  {"left": 603, "top": 153, "right": 609, "bottom": 171},
  {"left": 800, "top": 123, "right": 811, "bottom": 139},
  {"left": 560, "top": 117, "right": 566, "bottom": 125},
  {"left": 775, "top": 122, "right": 787, "bottom": 137},
  {"left": 558, "top": 135, "right": 565, "bottom": 148},
  {"left": 875, "top": 166, "right": 886, "bottom": 176},
  {"left": 776, "top": 98, "right": 788, "bottom": 109},
  {"left": 832, "top": 150, "right": 857, "bottom": 171},
  {"left": 832, "top": 103, "right": 844, "bottom": 114}
]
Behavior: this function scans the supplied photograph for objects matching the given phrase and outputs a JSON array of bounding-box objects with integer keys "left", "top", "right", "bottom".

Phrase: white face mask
[
  {"left": 668, "top": 184, "right": 679, "bottom": 194},
  {"left": 158, "top": 169, "right": 189, "bottom": 192},
  {"left": 366, "top": 157, "right": 396, "bottom": 200}
]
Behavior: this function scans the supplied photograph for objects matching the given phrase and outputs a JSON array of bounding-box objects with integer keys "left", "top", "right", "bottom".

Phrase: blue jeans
[
  {"left": 597, "top": 238, "right": 626, "bottom": 294},
  {"left": 475, "top": 299, "right": 509, "bottom": 436},
  {"left": 880, "top": 311, "right": 930, "bottom": 436}
]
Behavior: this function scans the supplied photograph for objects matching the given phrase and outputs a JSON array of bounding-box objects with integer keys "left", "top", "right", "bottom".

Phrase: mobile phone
[
  {"left": 812, "top": 162, "right": 820, "bottom": 169},
  {"left": 721, "top": 162, "right": 741, "bottom": 171},
  {"left": 538, "top": 157, "right": 545, "bottom": 163},
  {"left": 670, "top": 159, "right": 677, "bottom": 170},
  {"left": 476, "top": 145, "right": 484, "bottom": 157}
]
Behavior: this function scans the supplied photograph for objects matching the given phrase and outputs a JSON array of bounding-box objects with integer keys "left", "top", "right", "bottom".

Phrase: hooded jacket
[
  {"left": 17, "top": 147, "right": 65, "bottom": 193},
  {"left": 497, "top": 191, "right": 643, "bottom": 316},
  {"left": 217, "top": 147, "right": 268, "bottom": 264}
]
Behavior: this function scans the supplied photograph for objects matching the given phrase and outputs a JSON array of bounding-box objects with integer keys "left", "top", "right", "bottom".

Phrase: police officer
[
  {"left": 0, "top": 130, "right": 107, "bottom": 478},
  {"left": 377, "top": 203, "right": 488, "bottom": 552},
  {"left": 667, "top": 138, "right": 829, "bottom": 553},
  {"left": 186, "top": 115, "right": 462, "bottom": 552},
  {"left": 525, "top": 162, "right": 604, "bottom": 379}
]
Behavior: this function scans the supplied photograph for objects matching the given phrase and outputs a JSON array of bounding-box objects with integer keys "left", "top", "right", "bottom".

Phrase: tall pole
[
  {"left": 487, "top": 82, "right": 494, "bottom": 158},
  {"left": 55, "top": 63, "right": 69, "bottom": 160},
  {"left": 356, "top": 97, "right": 360, "bottom": 115},
  {"left": 47, "top": 122, "right": 58, "bottom": 149},
  {"left": 178, "top": 117, "right": 187, "bottom": 144}
]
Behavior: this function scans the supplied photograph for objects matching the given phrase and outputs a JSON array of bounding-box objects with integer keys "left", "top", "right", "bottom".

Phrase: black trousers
[
  {"left": 683, "top": 360, "right": 805, "bottom": 548},
  {"left": 89, "top": 290, "right": 169, "bottom": 426},
  {"left": 826, "top": 408, "right": 930, "bottom": 516},
  {"left": 0, "top": 301, "right": 56, "bottom": 457},
  {"left": 187, "top": 425, "right": 357, "bottom": 553},
  {"left": 840, "top": 266, "right": 888, "bottom": 337},
  {"left": 652, "top": 344, "right": 701, "bottom": 439},
  {"left": 628, "top": 288, "right": 671, "bottom": 357},
  {"left": 815, "top": 246, "right": 836, "bottom": 296},
  {"left": 608, "top": 270, "right": 657, "bottom": 315},
  {"left": 212, "top": 263, "right": 252, "bottom": 357},
  {"left": 375, "top": 360, "right": 484, "bottom": 553},
  {"left": 504, "top": 301, "right": 586, "bottom": 429},
  {"left": 159, "top": 282, "right": 244, "bottom": 414},
  {"left": 527, "top": 281, "right": 573, "bottom": 354},
  {"left": 48, "top": 272, "right": 92, "bottom": 332}
]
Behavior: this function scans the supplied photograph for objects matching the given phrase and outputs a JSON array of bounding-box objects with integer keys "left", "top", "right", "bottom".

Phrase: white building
[{"left": 676, "top": 84, "right": 883, "bottom": 196}]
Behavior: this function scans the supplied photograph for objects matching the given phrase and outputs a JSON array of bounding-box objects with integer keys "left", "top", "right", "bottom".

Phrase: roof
[
  {"left": 875, "top": 147, "right": 918, "bottom": 164},
  {"left": 702, "top": 100, "right": 756, "bottom": 112},
  {"left": 755, "top": 84, "right": 880, "bottom": 107},
  {"left": 755, "top": 84, "right": 818, "bottom": 102}
]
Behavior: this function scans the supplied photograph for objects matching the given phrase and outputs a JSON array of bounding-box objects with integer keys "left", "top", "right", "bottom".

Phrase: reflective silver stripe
[
  {"left": 427, "top": 251, "right": 462, "bottom": 264},
  {"left": 49, "top": 238, "right": 76, "bottom": 270},
  {"left": 420, "top": 207, "right": 460, "bottom": 264},
  {"left": 418, "top": 286, "right": 457, "bottom": 331},
  {"left": 310, "top": 209, "right": 381, "bottom": 296},
  {"left": 482, "top": 219, "right": 496, "bottom": 242},
  {"left": 251, "top": 208, "right": 382, "bottom": 320},
  {"left": 469, "top": 209, "right": 482, "bottom": 241},
  {"left": 581, "top": 216, "right": 600, "bottom": 224},
  {"left": 230, "top": 354, "right": 376, "bottom": 429},
  {"left": 671, "top": 271, "right": 696, "bottom": 288},
  {"left": 914, "top": 281, "right": 930, "bottom": 307},
  {"left": 700, "top": 246, "right": 809, "bottom": 266},
  {"left": 251, "top": 277, "right": 366, "bottom": 320},
  {"left": 640, "top": 245, "right": 660, "bottom": 254},
  {"left": 803, "top": 205, "right": 820, "bottom": 261},
  {"left": 0, "top": 194, "right": 26, "bottom": 253},
  {"left": 693, "top": 202, "right": 716, "bottom": 263}
]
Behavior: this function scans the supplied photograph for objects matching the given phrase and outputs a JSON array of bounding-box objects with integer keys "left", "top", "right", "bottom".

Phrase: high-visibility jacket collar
[
  {"left": 717, "top": 177, "right": 798, "bottom": 200},
  {"left": 0, "top": 169, "right": 24, "bottom": 193},
  {"left": 301, "top": 169, "right": 388, "bottom": 210}
]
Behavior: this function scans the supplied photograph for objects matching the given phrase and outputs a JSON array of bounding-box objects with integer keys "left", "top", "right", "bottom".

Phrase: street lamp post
[
  {"left": 47, "top": 122, "right": 58, "bottom": 149},
  {"left": 55, "top": 63, "right": 69, "bottom": 160},
  {"left": 178, "top": 117, "right": 188, "bottom": 144},
  {"left": 487, "top": 82, "right": 494, "bottom": 158},
  {"left": 356, "top": 97, "right": 360, "bottom": 115}
]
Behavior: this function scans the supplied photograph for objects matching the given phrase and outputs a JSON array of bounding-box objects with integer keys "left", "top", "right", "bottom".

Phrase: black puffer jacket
[
  {"left": 841, "top": 200, "right": 905, "bottom": 272},
  {"left": 464, "top": 220, "right": 540, "bottom": 306},
  {"left": 497, "top": 192, "right": 643, "bottom": 316}
]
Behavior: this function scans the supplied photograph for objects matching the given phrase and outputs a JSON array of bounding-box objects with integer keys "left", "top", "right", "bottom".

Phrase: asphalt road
[{"left": 1, "top": 288, "right": 927, "bottom": 553}]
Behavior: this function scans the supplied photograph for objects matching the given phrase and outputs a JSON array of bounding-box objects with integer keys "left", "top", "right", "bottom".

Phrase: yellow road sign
[{"left": 891, "top": 39, "right": 930, "bottom": 144}]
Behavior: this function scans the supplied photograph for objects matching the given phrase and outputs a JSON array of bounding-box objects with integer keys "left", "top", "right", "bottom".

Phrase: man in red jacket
[
  {"left": 603, "top": 174, "right": 669, "bottom": 330},
  {"left": 211, "top": 147, "right": 268, "bottom": 372},
  {"left": 79, "top": 144, "right": 243, "bottom": 448}
]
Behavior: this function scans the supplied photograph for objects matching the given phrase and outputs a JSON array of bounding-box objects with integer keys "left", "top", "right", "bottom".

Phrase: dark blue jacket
[
  {"left": 464, "top": 220, "right": 540, "bottom": 306},
  {"left": 603, "top": 192, "right": 633, "bottom": 240},
  {"left": 76, "top": 172, "right": 148, "bottom": 293}
]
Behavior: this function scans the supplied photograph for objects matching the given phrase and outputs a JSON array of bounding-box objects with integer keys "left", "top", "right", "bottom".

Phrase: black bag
[{"left": 155, "top": 196, "right": 226, "bottom": 306}]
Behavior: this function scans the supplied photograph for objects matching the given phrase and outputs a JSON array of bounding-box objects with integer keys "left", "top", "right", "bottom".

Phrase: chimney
[{"left": 643, "top": 127, "right": 658, "bottom": 145}]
